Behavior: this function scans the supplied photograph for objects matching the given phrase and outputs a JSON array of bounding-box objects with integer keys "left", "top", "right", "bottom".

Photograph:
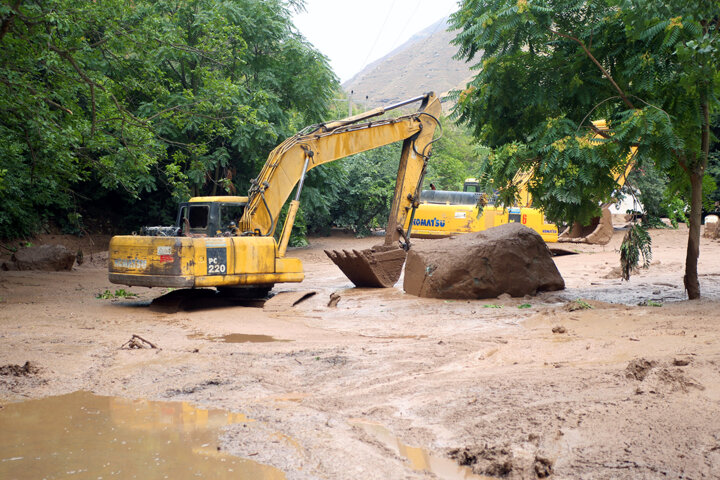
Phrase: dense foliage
[
  {"left": 0, "top": 0, "right": 337, "bottom": 238},
  {"left": 451, "top": 0, "right": 720, "bottom": 298}
]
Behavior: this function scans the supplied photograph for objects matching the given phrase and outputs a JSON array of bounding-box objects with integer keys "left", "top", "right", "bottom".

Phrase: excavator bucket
[
  {"left": 324, "top": 245, "right": 407, "bottom": 288},
  {"left": 558, "top": 206, "right": 614, "bottom": 245}
]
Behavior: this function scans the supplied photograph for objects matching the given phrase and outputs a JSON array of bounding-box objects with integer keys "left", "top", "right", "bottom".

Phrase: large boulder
[
  {"left": 3, "top": 244, "right": 76, "bottom": 271},
  {"left": 403, "top": 223, "right": 565, "bottom": 299}
]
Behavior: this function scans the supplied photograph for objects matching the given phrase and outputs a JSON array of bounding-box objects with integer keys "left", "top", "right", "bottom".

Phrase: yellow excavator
[
  {"left": 406, "top": 176, "right": 559, "bottom": 243},
  {"left": 108, "top": 93, "right": 442, "bottom": 293}
]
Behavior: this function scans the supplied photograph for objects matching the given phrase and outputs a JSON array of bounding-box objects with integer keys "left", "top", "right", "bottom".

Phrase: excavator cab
[
  {"left": 463, "top": 178, "right": 481, "bottom": 193},
  {"left": 176, "top": 197, "right": 247, "bottom": 237}
]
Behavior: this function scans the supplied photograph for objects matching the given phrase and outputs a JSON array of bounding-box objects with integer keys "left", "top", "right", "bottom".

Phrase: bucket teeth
[{"left": 324, "top": 246, "right": 407, "bottom": 288}]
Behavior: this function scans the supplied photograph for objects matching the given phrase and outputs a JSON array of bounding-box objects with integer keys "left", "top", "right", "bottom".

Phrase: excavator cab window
[
  {"left": 219, "top": 204, "right": 245, "bottom": 234},
  {"left": 463, "top": 182, "right": 480, "bottom": 193},
  {"left": 177, "top": 204, "right": 211, "bottom": 236},
  {"left": 188, "top": 206, "right": 209, "bottom": 229}
]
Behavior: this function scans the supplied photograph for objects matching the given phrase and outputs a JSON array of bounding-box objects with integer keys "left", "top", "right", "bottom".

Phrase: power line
[
  {"left": 359, "top": 0, "right": 398, "bottom": 72},
  {"left": 390, "top": 0, "right": 423, "bottom": 53}
]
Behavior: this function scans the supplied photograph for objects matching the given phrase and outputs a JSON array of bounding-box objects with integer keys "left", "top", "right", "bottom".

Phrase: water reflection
[
  {"left": 188, "top": 333, "right": 291, "bottom": 343},
  {"left": 0, "top": 391, "right": 285, "bottom": 479},
  {"left": 350, "top": 419, "right": 492, "bottom": 480}
]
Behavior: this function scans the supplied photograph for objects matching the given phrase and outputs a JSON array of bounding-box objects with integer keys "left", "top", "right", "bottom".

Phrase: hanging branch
[{"left": 548, "top": 28, "right": 636, "bottom": 110}]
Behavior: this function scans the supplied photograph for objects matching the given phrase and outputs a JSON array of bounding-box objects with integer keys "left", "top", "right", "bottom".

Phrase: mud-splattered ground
[{"left": 1, "top": 227, "right": 720, "bottom": 479}]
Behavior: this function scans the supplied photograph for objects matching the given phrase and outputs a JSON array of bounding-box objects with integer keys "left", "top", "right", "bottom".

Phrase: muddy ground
[{"left": 1, "top": 226, "right": 720, "bottom": 479}]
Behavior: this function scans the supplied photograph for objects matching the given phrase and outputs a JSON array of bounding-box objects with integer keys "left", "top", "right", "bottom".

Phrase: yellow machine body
[
  {"left": 109, "top": 234, "right": 303, "bottom": 289},
  {"left": 407, "top": 177, "right": 558, "bottom": 243},
  {"left": 407, "top": 203, "right": 558, "bottom": 243}
]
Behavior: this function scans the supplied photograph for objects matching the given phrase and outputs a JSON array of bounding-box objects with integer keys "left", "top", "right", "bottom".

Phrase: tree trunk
[
  {"left": 684, "top": 100, "right": 710, "bottom": 300},
  {"left": 211, "top": 164, "right": 220, "bottom": 196},
  {"left": 684, "top": 170, "right": 702, "bottom": 299}
]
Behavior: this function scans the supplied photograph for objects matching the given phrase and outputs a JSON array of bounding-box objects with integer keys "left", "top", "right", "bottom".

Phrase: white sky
[{"left": 294, "top": 0, "right": 461, "bottom": 82}]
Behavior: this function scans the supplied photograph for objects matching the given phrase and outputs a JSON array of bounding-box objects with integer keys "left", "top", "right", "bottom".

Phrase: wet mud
[
  {"left": 351, "top": 419, "right": 493, "bottom": 480},
  {"left": 1, "top": 226, "right": 720, "bottom": 479}
]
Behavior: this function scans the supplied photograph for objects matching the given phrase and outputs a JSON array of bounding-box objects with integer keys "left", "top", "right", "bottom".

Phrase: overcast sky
[{"left": 293, "top": 0, "right": 461, "bottom": 83}]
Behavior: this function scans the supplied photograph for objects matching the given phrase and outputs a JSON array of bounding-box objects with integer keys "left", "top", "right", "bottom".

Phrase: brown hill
[{"left": 343, "top": 17, "right": 473, "bottom": 109}]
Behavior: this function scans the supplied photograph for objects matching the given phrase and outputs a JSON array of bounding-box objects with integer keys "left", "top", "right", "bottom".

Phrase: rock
[
  {"left": 9, "top": 244, "right": 76, "bottom": 271},
  {"left": 552, "top": 326, "right": 567, "bottom": 334},
  {"left": 703, "top": 219, "right": 719, "bottom": 239},
  {"left": 403, "top": 223, "right": 565, "bottom": 299}
]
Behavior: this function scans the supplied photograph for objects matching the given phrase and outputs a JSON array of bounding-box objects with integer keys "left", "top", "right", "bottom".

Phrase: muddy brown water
[
  {"left": 0, "top": 392, "right": 285, "bottom": 479},
  {"left": 189, "top": 333, "right": 292, "bottom": 343},
  {"left": 351, "top": 419, "right": 493, "bottom": 480}
]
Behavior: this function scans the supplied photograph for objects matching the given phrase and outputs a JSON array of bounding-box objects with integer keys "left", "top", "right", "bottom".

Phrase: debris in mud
[
  {"left": 0, "top": 361, "right": 40, "bottom": 376},
  {"left": 448, "top": 445, "right": 514, "bottom": 477},
  {"left": 626, "top": 358, "right": 656, "bottom": 381},
  {"left": 263, "top": 290, "right": 316, "bottom": 311},
  {"left": 166, "top": 379, "right": 225, "bottom": 396},
  {"left": 1, "top": 244, "right": 76, "bottom": 271},
  {"left": 121, "top": 334, "right": 159, "bottom": 350},
  {"left": 603, "top": 266, "right": 623, "bottom": 279},
  {"left": 327, "top": 292, "right": 341, "bottom": 307},
  {"left": 404, "top": 223, "right": 565, "bottom": 299},
  {"left": 564, "top": 299, "right": 593, "bottom": 311},
  {"left": 534, "top": 456, "right": 553, "bottom": 478},
  {"left": 559, "top": 205, "right": 614, "bottom": 245},
  {"left": 552, "top": 326, "right": 567, "bottom": 334},
  {"left": 656, "top": 368, "right": 705, "bottom": 392}
]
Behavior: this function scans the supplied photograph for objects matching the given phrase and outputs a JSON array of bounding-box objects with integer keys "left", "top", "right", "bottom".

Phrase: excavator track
[{"left": 324, "top": 245, "right": 407, "bottom": 288}]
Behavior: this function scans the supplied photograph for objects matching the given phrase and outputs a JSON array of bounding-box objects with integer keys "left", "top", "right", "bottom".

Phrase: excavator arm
[{"left": 241, "top": 93, "right": 442, "bottom": 286}]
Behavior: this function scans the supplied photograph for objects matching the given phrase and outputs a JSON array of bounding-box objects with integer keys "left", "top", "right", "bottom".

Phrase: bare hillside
[{"left": 343, "top": 18, "right": 473, "bottom": 108}]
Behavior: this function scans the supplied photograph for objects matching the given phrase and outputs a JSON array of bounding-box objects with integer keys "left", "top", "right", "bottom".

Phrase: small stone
[{"left": 552, "top": 326, "right": 567, "bottom": 334}]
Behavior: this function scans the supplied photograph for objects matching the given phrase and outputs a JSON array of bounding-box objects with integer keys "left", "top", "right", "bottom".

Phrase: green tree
[
  {"left": 0, "top": 0, "right": 337, "bottom": 238},
  {"left": 451, "top": 0, "right": 720, "bottom": 299},
  {"left": 425, "top": 119, "right": 482, "bottom": 190}
]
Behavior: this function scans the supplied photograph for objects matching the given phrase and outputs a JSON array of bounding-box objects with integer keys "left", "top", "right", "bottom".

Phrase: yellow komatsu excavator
[
  {"left": 406, "top": 176, "right": 559, "bottom": 243},
  {"left": 108, "top": 93, "right": 442, "bottom": 293}
]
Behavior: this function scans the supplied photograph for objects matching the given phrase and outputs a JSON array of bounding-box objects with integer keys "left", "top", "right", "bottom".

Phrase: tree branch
[
  {"left": 0, "top": 0, "right": 22, "bottom": 42},
  {"left": 548, "top": 28, "right": 635, "bottom": 109}
]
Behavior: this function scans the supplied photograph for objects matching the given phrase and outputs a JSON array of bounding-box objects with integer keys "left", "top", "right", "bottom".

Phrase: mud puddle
[
  {"left": 0, "top": 391, "right": 285, "bottom": 479},
  {"left": 559, "top": 276, "right": 720, "bottom": 305},
  {"left": 189, "top": 333, "right": 292, "bottom": 343},
  {"left": 350, "top": 419, "right": 493, "bottom": 480}
]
